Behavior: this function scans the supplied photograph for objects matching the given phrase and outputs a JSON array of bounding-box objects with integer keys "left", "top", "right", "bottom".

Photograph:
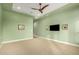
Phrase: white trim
[
  {"left": 1, "top": 37, "right": 33, "bottom": 44},
  {"left": 38, "top": 36, "right": 79, "bottom": 47},
  {"left": 1, "top": 36, "right": 79, "bottom": 47}
]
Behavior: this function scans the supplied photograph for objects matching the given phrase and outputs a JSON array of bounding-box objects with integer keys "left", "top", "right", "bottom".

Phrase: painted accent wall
[{"left": 35, "top": 4, "right": 79, "bottom": 45}]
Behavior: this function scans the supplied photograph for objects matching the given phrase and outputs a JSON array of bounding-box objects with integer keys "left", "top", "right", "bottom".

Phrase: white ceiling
[{"left": 12, "top": 3, "right": 68, "bottom": 18}]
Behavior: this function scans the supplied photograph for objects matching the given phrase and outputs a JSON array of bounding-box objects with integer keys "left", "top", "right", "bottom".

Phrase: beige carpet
[{"left": 0, "top": 38, "right": 79, "bottom": 55}]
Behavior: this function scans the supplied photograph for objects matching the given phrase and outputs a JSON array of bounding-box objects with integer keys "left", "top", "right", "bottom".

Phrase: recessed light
[{"left": 17, "top": 6, "right": 21, "bottom": 10}]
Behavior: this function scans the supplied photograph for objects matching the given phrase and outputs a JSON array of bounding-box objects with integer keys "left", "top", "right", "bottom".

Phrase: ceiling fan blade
[
  {"left": 40, "top": 10, "right": 43, "bottom": 13},
  {"left": 31, "top": 8, "right": 39, "bottom": 10},
  {"left": 41, "top": 4, "right": 49, "bottom": 10}
]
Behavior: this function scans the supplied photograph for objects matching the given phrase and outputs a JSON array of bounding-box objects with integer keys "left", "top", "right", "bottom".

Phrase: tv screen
[{"left": 50, "top": 24, "right": 60, "bottom": 31}]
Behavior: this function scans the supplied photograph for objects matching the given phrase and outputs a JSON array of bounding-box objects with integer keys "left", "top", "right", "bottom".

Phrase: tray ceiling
[{"left": 12, "top": 3, "right": 68, "bottom": 19}]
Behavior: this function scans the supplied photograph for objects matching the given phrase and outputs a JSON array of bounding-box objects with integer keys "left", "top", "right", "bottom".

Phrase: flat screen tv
[{"left": 50, "top": 24, "right": 60, "bottom": 31}]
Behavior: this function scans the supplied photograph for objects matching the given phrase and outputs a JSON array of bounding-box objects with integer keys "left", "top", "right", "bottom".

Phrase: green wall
[
  {"left": 2, "top": 9, "right": 33, "bottom": 42},
  {"left": 0, "top": 3, "right": 34, "bottom": 42},
  {"left": 1, "top": 3, "right": 13, "bottom": 10},
  {"left": 0, "top": 4, "right": 2, "bottom": 43},
  {"left": 35, "top": 4, "right": 79, "bottom": 45}
]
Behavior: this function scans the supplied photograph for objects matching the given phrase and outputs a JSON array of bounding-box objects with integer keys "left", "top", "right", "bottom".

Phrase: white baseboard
[
  {"left": 38, "top": 36, "right": 79, "bottom": 47},
  {"left": 1, "top": 37, "right": 33, "bottom": 44},
  {"left": 1, "top": 36, "right": 79, "bottom": 47}
]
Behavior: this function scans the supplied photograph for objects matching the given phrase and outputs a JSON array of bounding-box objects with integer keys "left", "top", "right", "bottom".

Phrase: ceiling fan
[{"left": 31, "top": 3, "right": 49, "bottom": 13}]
